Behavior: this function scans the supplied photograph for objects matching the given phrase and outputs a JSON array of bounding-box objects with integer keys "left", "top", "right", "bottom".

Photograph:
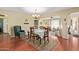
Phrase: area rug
[{"left": 25, "top": 38, "right": 57, "bottom": 51}]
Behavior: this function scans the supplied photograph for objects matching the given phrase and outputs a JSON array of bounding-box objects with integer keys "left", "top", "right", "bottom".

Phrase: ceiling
[
  {"left": 0, "top": 7, "right": 72, "bottom": 18},
  {"left": 0, "top": 7, "right": 72, "bottom": 14}
]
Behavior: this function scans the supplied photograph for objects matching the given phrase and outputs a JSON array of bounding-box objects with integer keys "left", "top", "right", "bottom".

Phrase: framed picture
[
  {"left": 34, "top": 20, "right": 39, "bottom": 28},
  {"left": 34, "top": 20, "right": 38, "bottom": 25}
]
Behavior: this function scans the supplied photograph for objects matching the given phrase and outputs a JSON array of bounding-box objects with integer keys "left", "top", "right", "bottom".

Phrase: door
[{"left": 0, "top": 18, "right": 3, "bottom": 33}]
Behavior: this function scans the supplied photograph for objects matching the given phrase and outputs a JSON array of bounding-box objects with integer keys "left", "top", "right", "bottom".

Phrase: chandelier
[{"left": 32, "top": 9, "right": 40, "bottom": 19}]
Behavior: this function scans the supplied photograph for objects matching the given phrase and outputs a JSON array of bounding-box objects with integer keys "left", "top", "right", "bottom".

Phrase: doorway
[{"left": 0, "top": 18, "right": 3, "bottom": 33}]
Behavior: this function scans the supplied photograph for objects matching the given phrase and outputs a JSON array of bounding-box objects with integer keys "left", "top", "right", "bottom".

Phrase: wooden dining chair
[
  {"left": 29, "top": 27, "right": 35, "bottom": 39},
  {"left": 44, "top": 27, "right": 49, "bottom": 42}
]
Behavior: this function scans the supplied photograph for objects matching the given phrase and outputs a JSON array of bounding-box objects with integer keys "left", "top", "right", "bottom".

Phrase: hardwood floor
[
  {"left": 56, "top": 35, "right": 79, "bottom": 51},
  {"left": 0, "top": 34, "right": 79, "bottom": 51}
]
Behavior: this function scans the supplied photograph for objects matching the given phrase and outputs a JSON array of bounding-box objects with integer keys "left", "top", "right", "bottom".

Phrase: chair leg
[{"left": 39, "top": 38, "right": 41, "bottom": 44}]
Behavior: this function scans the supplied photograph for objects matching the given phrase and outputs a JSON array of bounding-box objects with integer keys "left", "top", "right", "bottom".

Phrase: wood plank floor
[{"left": 0, "top": 34, "right": 79, "bottom": 51}]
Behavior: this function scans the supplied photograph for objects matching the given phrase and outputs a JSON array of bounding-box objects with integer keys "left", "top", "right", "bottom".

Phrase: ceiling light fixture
[{"left": 32, "top": 9, "right": 40, "bottom": 19}]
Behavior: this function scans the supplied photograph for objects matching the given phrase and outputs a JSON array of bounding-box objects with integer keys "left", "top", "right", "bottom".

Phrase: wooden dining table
[{"left": 34, "top": 29, "right": 44, "bottom": 38}]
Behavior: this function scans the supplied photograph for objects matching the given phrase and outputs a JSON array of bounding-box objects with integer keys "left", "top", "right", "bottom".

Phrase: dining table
[{"left": 34, "top": 28, "right": 45, "bottom": 39}]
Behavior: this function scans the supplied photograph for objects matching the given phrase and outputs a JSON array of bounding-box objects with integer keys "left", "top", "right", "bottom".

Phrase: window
[{"left": 51, "top": 17, "right": 60, "bottom": 29}]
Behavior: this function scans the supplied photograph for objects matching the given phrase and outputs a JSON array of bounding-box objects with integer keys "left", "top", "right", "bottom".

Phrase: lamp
[{"left": 32, "top": 9, "right": 40, "bottom": 19}]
